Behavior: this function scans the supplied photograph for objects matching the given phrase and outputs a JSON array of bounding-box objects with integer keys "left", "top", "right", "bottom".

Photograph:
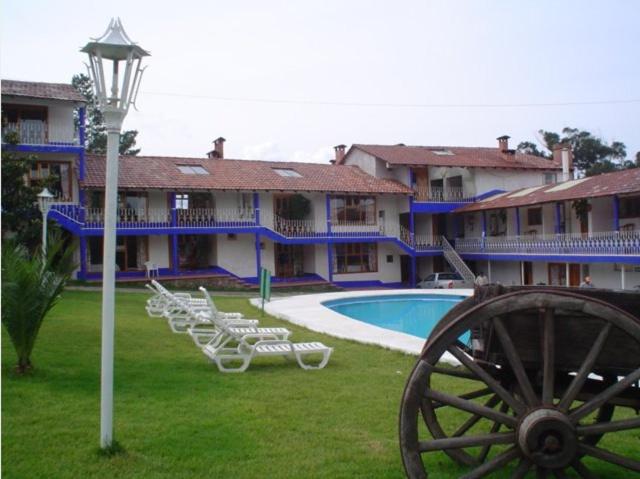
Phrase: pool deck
[{"left": 250, "top": 289, "right": 473, "bottom": 356}]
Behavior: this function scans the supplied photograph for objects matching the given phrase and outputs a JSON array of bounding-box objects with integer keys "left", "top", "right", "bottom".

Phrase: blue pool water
[{"left": 323, "top": 294, "right": 467, "bottom": 340}]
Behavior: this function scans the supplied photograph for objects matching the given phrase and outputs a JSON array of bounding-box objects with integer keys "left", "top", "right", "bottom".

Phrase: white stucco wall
[
  {"left": 315, "top": 244, "right": 329, "bottom": 280},
  {"left": 148, "top": 235, "right": 170, "bottom": 268},
  {"left": 590, "top": 197, "right": 615, "bottom": 232},
  {"left": 217, "top": 233, "right": 256, "bottom": 278},
  {"left": 487, "top": 260, "right": 521, "bottom": 285},
  {"left": 342, "top": 149, "right": 377, "bottom": 177},
  {"left": 4, "top": 97, "right": 78, "bottom": 144},
  {"left": 589, "top": 262, "right": 640, "bottom": 290},
  {"left": 474, "top": 169, "right": 553, "bottom": 195}
]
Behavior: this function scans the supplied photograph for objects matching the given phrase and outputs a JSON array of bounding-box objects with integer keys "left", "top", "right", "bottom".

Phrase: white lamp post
[
  {"left": 81, "top": 18, "right": 149, "bottom": 449},
  {"left": 37, "top": 187, "right": 55, "bottom": 258}
]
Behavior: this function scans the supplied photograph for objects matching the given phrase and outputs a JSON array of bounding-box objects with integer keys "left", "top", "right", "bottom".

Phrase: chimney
[
  {"left": 207, "top": 137, "right": 226, "bottom": 159},
  {"left": 497, "top": 135, "right": 510, "bottom": 153},
  {"left": 334, "top": 144, "right": 346, "bottom": 164},
  {"left": 553, "top": 143, "right": 573, "bottom": 182}
]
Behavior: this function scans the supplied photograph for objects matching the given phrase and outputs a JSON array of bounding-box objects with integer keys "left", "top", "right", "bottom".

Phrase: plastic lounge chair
[
  {"left": 149, "top": 280, "right": 210, "bottom": 321},
  {"left": 201, "top": 324, "right": 332, "bottom": 373},
  {"left": 170, "top": 296, "right": 291, "bottom": 344}
]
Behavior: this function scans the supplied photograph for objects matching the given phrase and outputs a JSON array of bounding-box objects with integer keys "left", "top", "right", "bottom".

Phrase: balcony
[
  {"left": 455, "top": 231, "right": 640, "bottom": 257},
  {"left": 2, "top": 121, "right": 80, "bottom": 146},
  {"left": 413, "top": 186, "right": 473, "bottom": 203}
]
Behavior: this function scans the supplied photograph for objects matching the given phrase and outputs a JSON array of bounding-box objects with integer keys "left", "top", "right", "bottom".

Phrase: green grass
[{"left": 2, "top": 291, "right": 637, "bottom": 478}]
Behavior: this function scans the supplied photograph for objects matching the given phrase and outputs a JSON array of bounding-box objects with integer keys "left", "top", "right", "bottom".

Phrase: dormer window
[
  {"left": 177, "top": 165, "right": 209, "bottom": 175},
  {"left": 273, "top": 168, "right": 302, "bottom": 178}
]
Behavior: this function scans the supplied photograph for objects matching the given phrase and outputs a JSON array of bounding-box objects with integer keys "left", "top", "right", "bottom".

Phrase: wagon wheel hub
[{"left": 518, "top": 408, "right": 577, "bottom": 469}]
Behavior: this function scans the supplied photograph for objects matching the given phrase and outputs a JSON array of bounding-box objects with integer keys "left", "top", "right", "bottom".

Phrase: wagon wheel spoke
[
  {"left": 448, "top": 344, "right": 526, "bottom": 415},
  {"left": 571, "top": 459, "right": 598, "bottom": 479},
  {"left": 510, "top": 458, "right": 531, "bottom": 478},
  {"left": 558, "top": 322, "right": 612, "bottom": 411},
  {"left": 541, "top": 308, "right": 555, "bottom": 406},
  {"left": 569, "top": 367, "right": 640, "bottom": 423},
  {"left": 493, "top": 317, "right": 539, "bottom": 407},
  {"left": 460, "top": 446, "right": 520, "bottom": 479},
  {"left": 431, "top": 365, "right": 479, "bottom": 381},
  {"left": 477, "top": 401, "right": 509, "bottom": 463},
  {"left": 433, "top": 387, "right": 493, "bottom": 409},
  {"left": 452, "top": 395, "right": 501, "bottom": 437},
  {"left": 418, "top": 431, "right": 515, "bottom": 452},
  {"left": 576, "top": 416, "right": 640, "bottom": 437},
  {"left": 577, "top": 442, "right": 640, "bottom": 472},
  {"left": 424, "top": 389, "right": 518, "bottom": 428}
]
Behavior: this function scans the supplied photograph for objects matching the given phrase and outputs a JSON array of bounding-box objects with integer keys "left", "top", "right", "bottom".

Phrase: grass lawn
[{"left": 2, "top": 291, "right": 637, "bottom": 478}]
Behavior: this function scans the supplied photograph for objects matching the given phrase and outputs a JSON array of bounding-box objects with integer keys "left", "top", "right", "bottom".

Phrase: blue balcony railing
[{"left": 456, "top": 231, "right": 640, "bottom": 256}]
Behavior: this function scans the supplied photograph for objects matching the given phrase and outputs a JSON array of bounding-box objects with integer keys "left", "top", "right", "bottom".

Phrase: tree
[
  {"left": 1, "top": 132, "right": 56, "bottom": 249},
  {"left": 1, "top": 233, "right": 76, "bottom": 374},
  {"left": 516, "top": 141, "right": 548, "bottom": 158},
  {"left": 538, "top": 127, "right": 629, "bottom": 176},
  {"left": 72, "top": 73, "right": 141, "bottom": 155}
]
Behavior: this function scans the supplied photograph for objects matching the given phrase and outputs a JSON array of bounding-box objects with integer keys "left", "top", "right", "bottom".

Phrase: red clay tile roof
[
  {"left": 83, "top": 155, "right": 413, "bottom": 194},
  {"left": 346, "top": 144, "right": 563, "bottom": 170},
  {"left": 2, "top": 79, "right": 86, "bottom": 103},
  {"left": 455, "top": 168, "right": 640, "bottom": 213}
]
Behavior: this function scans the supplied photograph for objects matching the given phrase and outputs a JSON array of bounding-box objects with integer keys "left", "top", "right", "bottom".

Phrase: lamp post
[
  {"left": 37, "top": 187, "right": 55, "bottom": 258},
  {"left": 81, "top": 18, "right": 149, "bottom": 449}
]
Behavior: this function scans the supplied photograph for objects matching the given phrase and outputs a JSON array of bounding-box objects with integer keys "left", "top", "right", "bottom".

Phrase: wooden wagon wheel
[{"left": 399, "top": 290, "right": 640, "bottom": 478}]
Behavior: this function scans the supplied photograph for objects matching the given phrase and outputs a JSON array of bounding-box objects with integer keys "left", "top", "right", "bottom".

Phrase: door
[
  {"left": 275, "top": 243, "right": 303, "bottom": 278},
  {"left": 400, "top": 255, "right": 411, "bottom": 284},
  {"left": 569, "top": 263, "right": 581, "bottom": 287},
  {"left": 522, "top": 261, "right": 533, "bottom": 285},
  {"left": 414, "top": 169, "right": 429, "bottom": 201},
  {"left": 548, "top": 263, "right": 566, "bottom": 286}
]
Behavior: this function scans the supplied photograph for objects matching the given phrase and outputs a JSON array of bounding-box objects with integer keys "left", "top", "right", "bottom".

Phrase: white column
[
  {"left": 100, "top": 110, "right": 124, "bottom": 449},
  {"left": 621, "top": 264, "right": 626, "bottom": 290},
  {"left": 487, "top": 260, "right": 492, "bottom": 282},
  {"left": 520, "top": 261, "right": 524, "bottom": 286},
  {"left": 565, "top": 263, "right": 570, "bottom": 287}
]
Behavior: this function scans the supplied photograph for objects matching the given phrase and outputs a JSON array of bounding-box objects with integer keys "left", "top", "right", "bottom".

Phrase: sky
[{"left": 2, "top": 0, "right": 639, "bottom": 164}]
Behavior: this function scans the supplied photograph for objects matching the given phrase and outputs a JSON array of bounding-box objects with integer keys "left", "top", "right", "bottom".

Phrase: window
[
  {"left": 331, "top": 196, "right": 376, "bottom": 224},
  {"left": 28, "top": 161, "right": 72, "bottom": 200},
  {"left": 273, "top": 168, "right": 302, "bottom": 178},
  {"left": 176, "top": 194, "right": 189, "bottom": 209},
  {"left": 425, "top": 274, "right": 436, "bottom": 282},
  {"left": 620, "top": 196, "right": 640, "bottom": 218},
  {"left": 527, "top": 207, "right": 542, "bottom": 226},
  {"left": 333, "top": 243, "right": 377, "bottom": 274},
  {"left": 544, "top": 173, "right": 557, "bottom": 185},
  {"left": 177, "top": 165, "right": 209, "bottom": 175},
  {"left": 386, "top": 255, "right": 394, "bottom": 263}
]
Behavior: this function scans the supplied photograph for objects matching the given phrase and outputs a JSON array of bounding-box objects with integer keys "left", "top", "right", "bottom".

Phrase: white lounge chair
[
  {"left": 146, "top": 280, "right": 210, "bottom": 321},
  {"left": 202, "top": 324, "right": 332, "bottom": 373},
  {"left": 170, "top": 296, "right": 291, "bottom": 345}
]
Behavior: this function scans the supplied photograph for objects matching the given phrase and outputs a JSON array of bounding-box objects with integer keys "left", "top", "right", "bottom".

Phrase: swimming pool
[{"left": 323, "top": 294, "right": 466, "bottom": 340}]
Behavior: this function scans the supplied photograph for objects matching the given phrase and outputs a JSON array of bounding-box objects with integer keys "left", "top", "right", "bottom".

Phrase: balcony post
[
  {"left": 79, "top": 235, "right": 88, "bottom": 280},
  {"left": 515, "top": 207, "right": 521, "bottom": 236},
  {"left": 327, "top": 243, "right": 334, "bottom": 283},
  {"left": 409, "top": 196, "right": 415, "bottom": 247},
  {"left": 253, "top": 192, "right": 260, "bottom": 225},
  {"left": 79, "top": 106, "right": 86, "bottom": 180},
  {"left": 481, "top": 211, "right": 487, "bottom": 250},
  {"left": 325, "top": 194, "right": 332, "bottom": 235},
  {"left": 255, "top": 233, "right": 262, "bottom": 280},
  {"left": 170, "top": 193, "right": 179, "bottom": 274},
  {"left": 613, "top": 195, "right": 620, "bottom": 232}
]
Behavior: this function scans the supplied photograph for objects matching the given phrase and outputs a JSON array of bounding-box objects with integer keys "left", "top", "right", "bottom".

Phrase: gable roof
[
  {"left": 455, "top": 168, "right": 640, "bottom": 213},
  {"left": 345, "top": 144, "right": 562, "bottom": 171},
  {"left": 83, "top": 155, "right": 413, "bottom": 195},
  {"left": 1, "top": 79, "right": 85, "bottom": 103}
]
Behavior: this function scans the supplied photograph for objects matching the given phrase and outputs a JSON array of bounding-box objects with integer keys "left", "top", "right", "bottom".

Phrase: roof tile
[{"left": 2, "top": 79, "right": 85, "bottom": 103}]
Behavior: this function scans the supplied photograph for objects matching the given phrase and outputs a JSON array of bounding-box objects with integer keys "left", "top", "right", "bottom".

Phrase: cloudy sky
[{"left": 2, "top": 0, "right": 639, "bottom": 163}]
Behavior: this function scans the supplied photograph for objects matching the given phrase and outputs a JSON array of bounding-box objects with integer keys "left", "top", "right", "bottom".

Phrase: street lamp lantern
[
  {"left": 37, "top": 187, "right": 55, "bottom": 258},
  {"left": 81, "top": 18, "right": 149, "bottom": 449}
]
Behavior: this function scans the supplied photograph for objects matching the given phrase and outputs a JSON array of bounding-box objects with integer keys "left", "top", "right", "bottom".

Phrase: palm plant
[{"left": 1, "top": 233, "right": 76, "bottom": 374}]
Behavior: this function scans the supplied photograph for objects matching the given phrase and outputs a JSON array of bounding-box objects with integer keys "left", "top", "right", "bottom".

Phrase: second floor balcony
[
  {"left": 2, "top": 120, "right": 80, "bottom": 146},
  {"left": 413, "top": 186, "right": 473, "bottom": 203},
  {"left": 455, "top": 231, "right": 640, "bottom": 257}
]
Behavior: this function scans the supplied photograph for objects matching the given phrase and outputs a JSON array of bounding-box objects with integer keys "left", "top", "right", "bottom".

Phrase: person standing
[{"left": 580, "top": 275, "right": 595, "bottom": 288}]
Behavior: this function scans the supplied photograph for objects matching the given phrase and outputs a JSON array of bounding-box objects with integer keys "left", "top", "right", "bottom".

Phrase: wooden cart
[{"left": 399, "top": 286, "right": 640, "bottom": 478}]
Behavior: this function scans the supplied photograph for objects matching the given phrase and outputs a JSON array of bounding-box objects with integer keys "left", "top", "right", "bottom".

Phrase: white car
[{"left": 417, "top": 272, "right": 469, "bottom": 289}]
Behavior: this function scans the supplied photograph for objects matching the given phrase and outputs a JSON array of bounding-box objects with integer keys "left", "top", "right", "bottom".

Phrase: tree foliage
[
  {"left": 516, "top": 141, "right": 547, "bottom": 158},
  {"left": 1, "top": 233, "right": 76, "bottom": 373},
  {"left": 538, "top": 127, "right": 630, "bottom": 176},
  {"left": 1, "top": 132, "right": 57, "bottom": 249},
  {"left": 72, "top": 73, "right": 141, "bottom": 155}
]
